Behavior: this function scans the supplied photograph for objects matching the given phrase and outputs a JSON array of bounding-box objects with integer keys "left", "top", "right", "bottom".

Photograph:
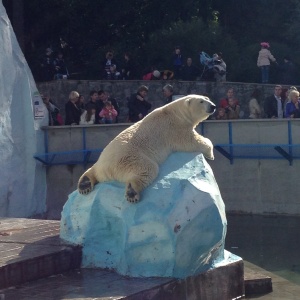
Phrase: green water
[{"left": 225, "top": 214, "right": 300, "bottom": 285}]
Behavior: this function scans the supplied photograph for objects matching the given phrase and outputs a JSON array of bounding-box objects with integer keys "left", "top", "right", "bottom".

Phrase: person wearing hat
[{"left": 257, "top": 42, "right": 277, "bottom": 84}]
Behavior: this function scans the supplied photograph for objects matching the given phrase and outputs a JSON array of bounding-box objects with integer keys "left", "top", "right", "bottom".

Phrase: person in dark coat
[
  {"left": 181, "top": 57, "right": 199, "bottom": 81},
  {"left": 40, "top": 48, "right": 55, "bottom": 81},
  {"left": 264, "top": 85, "right": 284, "bottom": 118},
  {"left": 86, "top": 90, "right": 102, "bottom": 124},
  {"left": 65, "top": 91, "right": 81, "bottom": 125},
  {"left": 162, "top": 84, "right": 174, "bottom": 104},
  {"left": 121, "top": 52, "right": 135, "bottom": 80},
  {"left": 278, "top": 56, "right": 296, "bottom": 85},
  {"left": 128, "top": 85, "right": 152, "bottom": 122}
]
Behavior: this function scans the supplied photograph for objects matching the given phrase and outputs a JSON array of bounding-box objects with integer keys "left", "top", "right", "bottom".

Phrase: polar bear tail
[{"left": 77, "top": 167, "right": 98, "bottom": 195}]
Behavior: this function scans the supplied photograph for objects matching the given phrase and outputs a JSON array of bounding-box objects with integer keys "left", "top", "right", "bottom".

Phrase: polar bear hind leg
[
  {"left": 78, "top": 167, "right": 98, "bottom": 194},
  {"left": 125, "top": 159, "right": 159, "bottom": 203}
]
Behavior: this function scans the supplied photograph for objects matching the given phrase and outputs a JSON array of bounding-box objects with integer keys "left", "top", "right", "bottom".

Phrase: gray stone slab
[
  {"left": 0, "top": 218, "right": 62, "bottom": 245},
  {"left": 0, "top": 218, "right": 81, "bottom": 289},
  {"left": 0, "top": 218, "right": 245, "bottom": 299}
]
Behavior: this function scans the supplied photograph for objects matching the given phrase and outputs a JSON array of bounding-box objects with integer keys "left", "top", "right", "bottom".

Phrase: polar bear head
[{"left": 176, "top": 94, "right": 216, "bottom": 125}]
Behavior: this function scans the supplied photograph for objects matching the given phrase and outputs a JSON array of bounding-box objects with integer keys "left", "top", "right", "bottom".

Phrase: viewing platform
[{"left": 34, "top": 119, "right": 300, "bottom": 166}]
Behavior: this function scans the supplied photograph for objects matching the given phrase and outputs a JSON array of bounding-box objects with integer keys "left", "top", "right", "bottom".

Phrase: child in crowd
[
  {"left": 257, "top": 42, "right": 276, "bottom": 84},
  {"left": 215, "top": 107, "right": 228, "bottom": 120},
  {"left": 79, "top": 107, "right": 96, "bottom": 125},
  {"left": 99, "top": 100, "right": 118, "bottom": 124},
  {"left": 226, "top": 98, "right": 240, "bottom": 119}
]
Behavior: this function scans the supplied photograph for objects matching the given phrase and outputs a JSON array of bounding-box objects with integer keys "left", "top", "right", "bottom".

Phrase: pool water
[{"left": 225, "top": 214, "right": 300, "bottom": 285}]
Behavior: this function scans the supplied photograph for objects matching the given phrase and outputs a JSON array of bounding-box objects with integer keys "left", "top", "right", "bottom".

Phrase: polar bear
[{"left": 78, "top": 94, "right": 216, "bottom": 203}]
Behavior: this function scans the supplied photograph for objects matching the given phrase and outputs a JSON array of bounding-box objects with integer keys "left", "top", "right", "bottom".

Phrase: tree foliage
[{"left": 3, "top": 0, "right": 300, "bottom": 83}]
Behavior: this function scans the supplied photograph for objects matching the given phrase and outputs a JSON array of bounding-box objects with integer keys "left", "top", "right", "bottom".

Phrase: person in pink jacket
[
  {"left": 99, "top": 100, "right": 118, "bottom": 124},
  {"left": 257, "top": 42, "right": 277, "bottom": 84}
]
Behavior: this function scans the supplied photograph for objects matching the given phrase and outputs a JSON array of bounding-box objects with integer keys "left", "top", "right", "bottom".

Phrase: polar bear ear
[{"left": 185, "top": 98, "right": 191, "bottom": 106}]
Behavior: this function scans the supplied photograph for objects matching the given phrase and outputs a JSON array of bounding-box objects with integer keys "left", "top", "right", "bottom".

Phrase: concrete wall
[
  {"left": 36, "top": 80, "right": 288, "bottom": 122},
  {"left": 41, "top": 120, "right": 300, "bottom": 219}
]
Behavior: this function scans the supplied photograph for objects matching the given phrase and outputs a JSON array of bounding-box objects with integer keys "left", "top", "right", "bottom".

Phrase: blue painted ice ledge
[{"left": 60, "top": 152, "right": 239, "bottom": 279}]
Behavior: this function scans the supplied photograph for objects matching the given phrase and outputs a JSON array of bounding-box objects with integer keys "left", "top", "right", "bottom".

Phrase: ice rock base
[{"left": 60, "top": 152, "right": 227, "bottom": 279}]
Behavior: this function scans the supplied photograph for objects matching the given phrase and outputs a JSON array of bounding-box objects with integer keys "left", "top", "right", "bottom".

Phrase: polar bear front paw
[
  {"left": 78, "top": 175, "right": 93, "bottom": 195},
  {"left": 126, "top": 183, "right": 140, "bottom": 203},
  {"left": 205, "top": 153, "right": 214, "bottom": 160}
]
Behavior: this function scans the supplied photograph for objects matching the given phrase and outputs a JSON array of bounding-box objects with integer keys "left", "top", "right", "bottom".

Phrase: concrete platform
[
  {"left": 244, "top": 261, "right": 300, "bottom": 300},
  {"left": 0, "top": 217, "right": 274, "bottom": 299},
  {"left": 0, "top": 218, "right": 81, "bottom": 289}
]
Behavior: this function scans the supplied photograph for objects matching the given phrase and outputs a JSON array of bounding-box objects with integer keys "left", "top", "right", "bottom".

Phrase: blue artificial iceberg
[{"left": 60, "top": 152, "right": 227, "bottom": 278}]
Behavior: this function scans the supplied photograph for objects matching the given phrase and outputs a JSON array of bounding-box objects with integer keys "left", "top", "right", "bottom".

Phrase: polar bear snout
[{"left": 207, "top": 103, "right": 216, "bottom": 114}]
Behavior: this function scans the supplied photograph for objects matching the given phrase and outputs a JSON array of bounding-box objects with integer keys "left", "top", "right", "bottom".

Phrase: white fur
[{"left": 78, "top": 95, "right": 215, "bottom": 202}]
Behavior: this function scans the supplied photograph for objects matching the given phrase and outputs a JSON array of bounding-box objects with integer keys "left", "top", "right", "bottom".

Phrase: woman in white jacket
[{"left": 257, "top": 42, "right": 276, "bottom": 84}]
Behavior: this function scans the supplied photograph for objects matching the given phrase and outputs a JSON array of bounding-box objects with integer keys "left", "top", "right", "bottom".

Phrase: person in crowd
[
  {"left": 172, "top": 46, "right": 184, "bottom": 79},
  {"left": 264, "top": 85, "right": 284, "bottom": 118},
  {"left": 79, "top": 107, "right": 96, "bottom": 125},
  {"left": 278, "top": 56, "right": 296, "bottom": 85},
  {"left": 215, "top": 107, "right": 228, "bottom": 120},
  {"left": 98, "top": 90, "right": 120, "bottom": 122},
  {"left": 65, "top": 91, "right": 81, "bottom": 125},
  {"left": 226, "top": 97, "right": 240, "bottom": 119},
  {"left": 121, "top": 52, "right": 135, "bottom": 80},
  {"left": 280, "top": 87, "right": 297, "bottom": 114},
  {"left": 249, "top": 89, "right": 262, "bottom": 119},
  {"left": 99, "top": 100, "right": 118, "bottom": 124},
  {"left": 77, "top": 94, "right": 86, "bottom": 112},
  {"left": 128, "top": 85, "right": 152, "bottom": 122},
  {"left": 40, "top": 47, "right": 55, "bottom": 81},
  {"left": 281, "top": 87, "right": 289, "bottom": 112},
  {"left": 285, "top": 89, "right": 300, "bottom": 118},
  {"left": 212, "top": 52, "right": 226, "bottom": 82},
  {"left": 142, "top": 70, "right": 161, "bottom": 80},
  {"left": 86, "top": 90, "right": 102, "bottom": 124},
  {"left": 162, "top": 84, "right": 174, "bottom": 104},
  {"left": 53, "top": 51, "right": 69, "bottom": 80},
  {"left": 161, "top": 69, "right": 174, "bottom": 80},
  {"left": 105, "top": 64, "right": 121, "bottom": 80},
  {"left": 42, "top": 94, "right": 63, "bottom": 125},
  {"left": 257, "top": 42, "right": 277, "bottom": 84},
  {"left": 219, "top": 87, "right": 239, "bottom": 109},
  {"left": 102, "top": 50, "right": 117, "bottom": 79},
  {"left": 181, "top": 57, "right": 199, "bottom": 81}
]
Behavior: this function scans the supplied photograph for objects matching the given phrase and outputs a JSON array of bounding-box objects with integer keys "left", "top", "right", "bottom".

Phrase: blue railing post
[
  {"left": 228, "top": 122, "right": 233, "bottom": 164},
  {"left": 288, "top": 120, "right": 293, "bottom": 165}
]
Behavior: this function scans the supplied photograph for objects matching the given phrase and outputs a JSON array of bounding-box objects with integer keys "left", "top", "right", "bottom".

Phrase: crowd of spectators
[
  {"left": 39, "top": 45, "right": 228, "bottom": 82},
  {"left": 40, "top": 41, "right": 299, "bottom": 88},
  {"left": 39, "top": 41, "right": 300, "bottom": 125},
  {"left": 40, "top": 48, "right": 69, "bottom": 81},
  {"left": 212, "top": 85, "right": 300, "bottom": 120},
  {"left": 42, "top": 83, "right": 300, "bottom": 127}
]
